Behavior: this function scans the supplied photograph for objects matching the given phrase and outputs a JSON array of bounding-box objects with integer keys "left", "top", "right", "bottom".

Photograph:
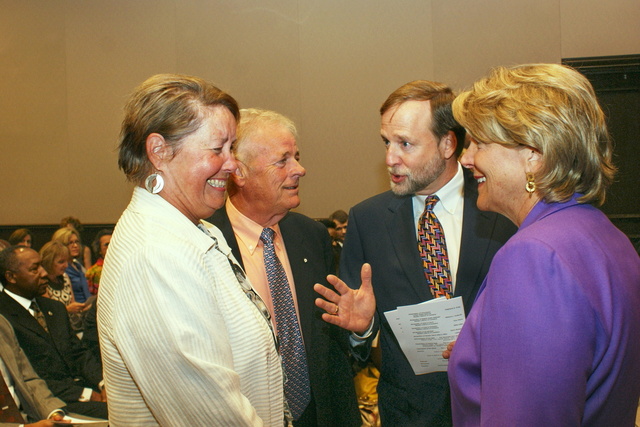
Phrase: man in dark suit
[
  {"left": 208, "top": 108, "right": 359, "bottom": 427},
  {"left": 0, "top": 314, "right": 66, "bottom": 426},
  {"left": 0, "top": 246, "right": 107, "bottom": 420},
  {"left": 314, "top": 81, "right": 516, "bottom": 426}
]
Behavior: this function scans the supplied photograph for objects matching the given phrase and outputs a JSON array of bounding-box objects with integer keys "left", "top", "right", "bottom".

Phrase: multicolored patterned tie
[
  {"left": 0, "top": 371, "right": 25, "bottom": 423},
  {"left": 418, "top": 196, "right": 453, "bottom": 299},
  {"left": 260, "top": 227, "right": 311, "bottom": 420},
  {"left": 30, "top": 301, "right": 49, "bottom": 333}
]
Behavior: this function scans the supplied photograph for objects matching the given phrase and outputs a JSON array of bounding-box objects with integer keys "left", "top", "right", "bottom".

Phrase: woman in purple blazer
[{"left": 448, "top": 64, "right": 640, "bottom": 426}]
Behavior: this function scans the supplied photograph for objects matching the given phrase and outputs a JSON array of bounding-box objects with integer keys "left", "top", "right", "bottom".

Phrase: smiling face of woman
[
  {"left": 157, "top": 105, "right": 238, "bottom": 224},
  {"left": 460, "top": 138, "right": 541, "bottom": 226}
]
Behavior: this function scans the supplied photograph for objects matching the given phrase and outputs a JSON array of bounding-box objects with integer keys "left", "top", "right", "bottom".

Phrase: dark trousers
[{"left": 66, "top": 401, "right": 109, "bottom": 420}]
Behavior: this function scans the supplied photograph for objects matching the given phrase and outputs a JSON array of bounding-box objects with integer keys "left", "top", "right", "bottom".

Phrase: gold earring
[{"left": 525, "top": 173, "right": 536, "bottom": 196}]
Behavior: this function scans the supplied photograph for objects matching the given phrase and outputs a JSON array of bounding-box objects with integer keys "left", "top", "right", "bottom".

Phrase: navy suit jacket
[
  {"left": 340, "top": 170, "right": 517, "bottom": 426},
  {"left": 0, "top": 292, "right": 102, "bottom": 404},
  {"left": 209, "top": 207, "right": 360, "bottom": 427}
]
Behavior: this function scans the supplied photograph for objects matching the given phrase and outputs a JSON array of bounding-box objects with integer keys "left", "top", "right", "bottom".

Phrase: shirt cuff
[
  {"left": 349, "top": 318, "right": 375, "bottom": 346},
  {"left": 79, "top": 387, "right": 93, "bottom": 402}
]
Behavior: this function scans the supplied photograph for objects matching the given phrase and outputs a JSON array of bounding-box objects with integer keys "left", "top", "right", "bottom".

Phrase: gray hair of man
[{"left": 233, "top": 108, "right": 298, "bottom": 164}]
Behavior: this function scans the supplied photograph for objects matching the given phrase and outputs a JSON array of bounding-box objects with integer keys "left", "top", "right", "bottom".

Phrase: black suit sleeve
[{"left": 339, "top": 208, "right": 380, "bottom": 361}]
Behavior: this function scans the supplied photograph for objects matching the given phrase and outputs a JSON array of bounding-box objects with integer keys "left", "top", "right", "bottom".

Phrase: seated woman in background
[
  {"left": 8, "top": 228, "right": 33, "bottom": 248},
  {"left": 86, "top": 229, "right": 112, "bottom": 295},
  {"left": 60, "top": 216, "right": 92, "bottom": 270},
  {"left": 52, "top": 227, "right": 92, "bottom": 304},
  {"left": 40, "top": 241, "right": 88, "bottom": 332}
]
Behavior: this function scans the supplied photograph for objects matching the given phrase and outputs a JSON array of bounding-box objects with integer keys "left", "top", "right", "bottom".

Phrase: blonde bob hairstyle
[
  {"left": 452, "top": 63, "right": 616, "bottom": 206},
  {"left": 39, "top": 241, "right": 70, "bottom": 274},
  {"left": 51, "top": 227, "right": 80, "bottom": 246}
]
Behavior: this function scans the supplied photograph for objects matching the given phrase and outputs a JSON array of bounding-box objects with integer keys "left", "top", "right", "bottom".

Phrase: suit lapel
[
  {"left": 456, "top": 172, "right": 495, "bottom": 305},
  {"left": 0, "top": 293, "right": 49, "bottom": 340},
  {"left": 35, "top": 297, "right": 68, "bottom": 355},
  {"left": 279, "top": 214, "right": 317, "bottom": 342},
  {"left": 385, "top": 195, "right": 432, "bottom": 301}
]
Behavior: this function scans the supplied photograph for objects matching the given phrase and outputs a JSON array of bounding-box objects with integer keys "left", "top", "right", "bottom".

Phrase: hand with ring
[{"left": 314, "top": 263, "right": 375, "bottom": 335}]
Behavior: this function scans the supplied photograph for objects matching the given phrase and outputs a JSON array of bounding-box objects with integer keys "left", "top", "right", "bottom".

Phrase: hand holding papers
[
  {"left": 53, "top": 414, "right": 109, "bottom": 426},
  {"left": 384, "top": 297, "right": 465, "bottom": 375}
]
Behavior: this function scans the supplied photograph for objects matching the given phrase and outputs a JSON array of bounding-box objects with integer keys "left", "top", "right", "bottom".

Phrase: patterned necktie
[
  {"left": 418, "top": 196, "right": 453, "bottom": 299},
  {"left": 260, "top": 227, "right": 311, "bottom": 420},
  {"left": 0, "top": 370, "right": 25, "bottom": 423},
  {"left": 30, "top": 301, "right": 49, "bottom": 333}
]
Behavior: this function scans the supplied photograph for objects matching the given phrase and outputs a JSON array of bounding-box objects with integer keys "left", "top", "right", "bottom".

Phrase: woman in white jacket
[{"left": 98, "top": 74, "right": 285, "bottom": 426}]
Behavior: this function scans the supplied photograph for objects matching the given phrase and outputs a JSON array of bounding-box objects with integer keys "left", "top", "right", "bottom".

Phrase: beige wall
[{"left": 1, "top": 0, "right": 638, "bottom": 225}]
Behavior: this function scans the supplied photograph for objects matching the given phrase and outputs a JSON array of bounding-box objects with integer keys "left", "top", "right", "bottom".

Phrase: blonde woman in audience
[
  {"left": 60, "top": 216, "right": 92, "bottom": 269},
  {"left": 40, "top": 240, "right": 88, "bottom": 332},
  {"left": 51, "top": 227, "right": 92, "bottom": 304}
]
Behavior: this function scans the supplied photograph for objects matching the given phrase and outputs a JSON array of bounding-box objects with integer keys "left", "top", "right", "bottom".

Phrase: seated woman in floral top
[{"left": 86, "top": 229, "right": 113, "bottom": 295}]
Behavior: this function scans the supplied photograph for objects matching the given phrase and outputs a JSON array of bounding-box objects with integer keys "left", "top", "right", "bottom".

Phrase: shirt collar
[
  {"left": 413, "top": 162, "right": 465, "bottom": 216},
  {"left": 4, "top": 288, "right": 33, "bottom": 312},
  {"left": 226, "top": 199, "right": 282, "bottom": 255}
]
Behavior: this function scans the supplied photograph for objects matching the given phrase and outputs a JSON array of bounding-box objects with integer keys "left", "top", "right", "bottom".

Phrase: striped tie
[{"left": 417, "top": 196, "right": 453, "bottom": 299}]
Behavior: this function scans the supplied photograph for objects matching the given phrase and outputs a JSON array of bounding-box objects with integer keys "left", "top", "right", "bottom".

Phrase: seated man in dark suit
[
  {"left": 0, "top": 314, "right": 66, "bottom": 426},
  {"left": 0, "top": 246, "right": 107, "bottom": 420},
  {"left": 208, "top": 108, "right": 360, "bottom": 427}
]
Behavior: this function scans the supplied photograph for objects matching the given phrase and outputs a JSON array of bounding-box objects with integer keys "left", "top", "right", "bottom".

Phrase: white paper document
[
  {"left": 54, "top": 415, "right": 109, "bottom": 426},
  {"left": 384, "top": 296, "right": 465, "bottom": 375}
]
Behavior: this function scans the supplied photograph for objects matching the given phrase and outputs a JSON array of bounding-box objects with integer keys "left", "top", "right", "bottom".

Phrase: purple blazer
[{"left": 449, "top": 194, "right": 640, "bottom": 427}]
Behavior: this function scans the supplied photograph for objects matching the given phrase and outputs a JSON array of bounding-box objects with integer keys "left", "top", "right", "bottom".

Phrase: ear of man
[
  {"left": 231, "top": 162, "right": 248, "bottom": 188},
  {"left": 440, "top": 130, "right": 458, "bottom": 160},
  {"left": 4, "top": 270, "right": 16, "bottom": 286}
]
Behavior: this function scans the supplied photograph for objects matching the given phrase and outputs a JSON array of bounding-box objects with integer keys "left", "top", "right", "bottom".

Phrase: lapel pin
[
  {"left": 304, "top": 258, "right": 308, "bottom": 263},
  {"left": 48, "top": 311, "right": 53, "bottom": 316}
]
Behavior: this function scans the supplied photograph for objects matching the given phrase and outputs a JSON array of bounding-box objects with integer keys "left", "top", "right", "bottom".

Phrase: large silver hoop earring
[
  {"left": 145, "top": 173, "right": 164, "bottom": 194},
  {"left": 525, "top": 173, "right": 536, "bottom": 197}
]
